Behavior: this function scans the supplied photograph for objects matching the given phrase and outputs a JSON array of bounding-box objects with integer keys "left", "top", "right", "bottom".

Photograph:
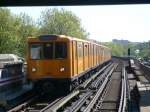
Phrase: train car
[{"left": 26, "top": 35, "right": 111, "bottom": 93}]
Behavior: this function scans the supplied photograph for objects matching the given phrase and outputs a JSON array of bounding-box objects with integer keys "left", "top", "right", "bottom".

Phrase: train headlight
[
  {"left": 32, "top": 67, "right": 36, "bottom": 72},
  {"left": 60, "top": 67, "right": 65, "bottom": 72}
]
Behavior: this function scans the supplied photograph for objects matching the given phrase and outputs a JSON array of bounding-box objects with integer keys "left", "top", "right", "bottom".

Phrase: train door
[
  {"left": 83, "top": 43, "right": 89, "bottom": 71},
  {"left": 94, "top": 45, "right": 97, "bottom": 66},
  {"left": 96, "top": 46, "right": 98, "bottom": 65},
  {"left": 103, "top": 48, "right": 105, "bottom": 62},
  {"left": 98, "top": 46, "right": 100, "bottom": 64},
  {"left": 90, "top": 44, "right": 93, "bottom": 68},
  {"left": 93, "top": 45, "right": 95, "bottom": 67},
  {"left": 101, "top": 48, "right": 104, "bottom": 63},
  {"left": 95, "top": 46, "right": 97, "bottom": 65},
  {"left": 100, "top": 47, "right": 102, "bottom": 64},
  {"left": 77, "top": 42, "right": 84, "bottom": 74},
  {"left": 88, "top": 43, "right": 90, "bottom": 68},
  {"left": 72, "top": 41, "right": 78, "bottom": 77}
]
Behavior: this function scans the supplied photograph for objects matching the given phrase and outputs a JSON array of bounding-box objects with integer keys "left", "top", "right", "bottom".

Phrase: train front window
[
  {"left": 55, "top": 42, "right": 67, "bottom": 59},
  {"left": 30, "top": 44, "right": 42, "bottom": 59},
  {"left": 30, "top": 43, "right": 53, "bottom": 59},
  {"left": 43, "top": 43, "right": 53, "bottom": 59}
]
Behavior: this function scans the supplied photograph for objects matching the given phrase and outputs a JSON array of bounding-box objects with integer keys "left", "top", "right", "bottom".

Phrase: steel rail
[
  {"left": 83, "top": 65, "right": 116, "bottom": 112},
  {"left": 8, "top": 95, "right": 39, "bottom": 112},
  {"left": 118, "top": 66, "right": 127, "bottom": 112},
  {"left": 64, "top": 92, "right": 93, "bottom": 112},
  {"left": 90, "top": 64, "right": 114, "bottom": 89},
  {"left": 43, "top": 90, "right": 80, "bottom": 112},
  {"left": 118, "top": 73, "right": 124, "bottom": 112},
  {"left": 122, "top": 66, "right": 127, "bottom": 112},
  {"left": 93, "top": 76, "right": 113, "bottom": 111},
  {"left": 40, "top": 97, "right": 62, "bottom": 112},
  {"left": 79, "top": 62, "right": 112, "bottom": 89}
]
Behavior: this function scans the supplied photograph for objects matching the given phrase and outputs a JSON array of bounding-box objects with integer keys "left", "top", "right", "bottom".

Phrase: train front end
[{"left": 27, "top": 35, "right": 72, "bottom": 93}]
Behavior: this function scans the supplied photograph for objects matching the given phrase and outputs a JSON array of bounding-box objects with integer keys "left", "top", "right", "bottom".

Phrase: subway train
[{"left": 26, "top": 35, "right": 111, "bottom": 93}]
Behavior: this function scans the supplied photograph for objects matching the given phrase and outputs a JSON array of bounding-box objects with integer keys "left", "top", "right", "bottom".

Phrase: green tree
[
  {"left": 0, "top": 8, "right": 37, "bottom": 57},
  {"left": 104, "top": 42, "right": 127, "bottom": 56},
  {"left": 15, "top": 13, "right": 38, "bottom": 57},
  {"left": 137, "top": 41, "right": 150, "bottom": 58},
  {"left": 0, "top": 8, "right": 16, "bottom": 54},
  {"left": 38, "top": 8, "right": 88, "bottom": 39}
]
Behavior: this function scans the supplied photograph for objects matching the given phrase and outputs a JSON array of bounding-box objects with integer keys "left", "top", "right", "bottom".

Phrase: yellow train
[{"left": 26, "top": 35, "right": 111, "bottom": 93}]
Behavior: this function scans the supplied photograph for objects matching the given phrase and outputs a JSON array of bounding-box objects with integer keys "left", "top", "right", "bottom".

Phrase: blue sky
[{"left": 8, "top": 5, "right": 150, "bottom": 42}]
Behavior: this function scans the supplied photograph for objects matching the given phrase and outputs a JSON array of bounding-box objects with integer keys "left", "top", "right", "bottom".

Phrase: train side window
[
  {"left": 55, "top": 42, "right": 67, "bottom": 59},
  {"left": 89, "top": 45, "right": 91, "bottom": 55},
  {"left": 94, "top": 45, "right": 96, "bottom": 55},
  {"left": 91, "top": 45, "right": 93, "bottom": 55},
  {"left": 84, "top": 44, "right": 88, "bottom": 56},
  {"left": 43, "top": 43, "right": 53, "bottom": 59}
]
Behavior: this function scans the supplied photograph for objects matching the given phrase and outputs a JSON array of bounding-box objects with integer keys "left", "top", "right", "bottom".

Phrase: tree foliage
[
  {"left": 104, "top": 41, "right": 150, "bottom": 58},
  {"left": 136, "top": 41, "right": 150, "bottom": 58},
  {"left": 0, "top": 8, "right": 88, "bottom": 57},
  {"left": 38, "top": 8, "right": 88, "bottom": 39},
  {"left": 104, "top": 42, "right": 128, "bottom": 56},
  {"left": 0, "top": 8, "right": 37, "bottom": 57},
  {"left": 15, "top": 13, "right": 37, "bottom": 56},
  {"left": 0, "top": 8, "right": 16, "bottom": 54}
]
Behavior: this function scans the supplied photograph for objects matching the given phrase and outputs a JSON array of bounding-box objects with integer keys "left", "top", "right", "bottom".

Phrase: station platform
[{"left": 134, "top": 65, "right": 150, "bottom": 112}]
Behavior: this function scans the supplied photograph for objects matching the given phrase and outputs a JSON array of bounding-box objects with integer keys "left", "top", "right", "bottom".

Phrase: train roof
[{"left": 28, "top": 34, "right": 110, "bottom": 50}]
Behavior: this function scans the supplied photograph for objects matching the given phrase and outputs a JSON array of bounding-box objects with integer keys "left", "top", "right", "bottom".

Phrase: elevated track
[{"left": 8, "top": 59, "right": 128, "bottom": 112}]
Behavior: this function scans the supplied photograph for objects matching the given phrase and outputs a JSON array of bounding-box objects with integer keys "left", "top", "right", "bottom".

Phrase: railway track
[
  {"left": 39, "top": 63, "right": 116, "bottom": 112},
  {"left": 8, "top": 61, "right": 127, "bottom": 112},
  {"left": 96, "top": 62, "right": 127, "bottom": 112},
  {"left": 118, "top": 65, "right": 127, "bottom": 112}
]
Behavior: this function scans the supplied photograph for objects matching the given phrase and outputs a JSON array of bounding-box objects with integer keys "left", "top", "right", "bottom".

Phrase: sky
[{"left": 8, "top": 5, "right": 150, "bottom": 42}]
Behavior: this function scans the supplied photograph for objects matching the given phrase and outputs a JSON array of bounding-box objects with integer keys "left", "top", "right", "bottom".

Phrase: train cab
[{"left": 27, "top": 35, "right": 72, "bottom": 92}]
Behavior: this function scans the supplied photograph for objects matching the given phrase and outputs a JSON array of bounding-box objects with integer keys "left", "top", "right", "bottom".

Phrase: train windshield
[
  {"left": 55, "top": 42, "right": 67, "bottom": 59},
  {"left": 30, "top": 42, "right": 67, "bottom": 59},
  {"left": 30, "top": 43, "right": 53, "bottom": 59}
]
